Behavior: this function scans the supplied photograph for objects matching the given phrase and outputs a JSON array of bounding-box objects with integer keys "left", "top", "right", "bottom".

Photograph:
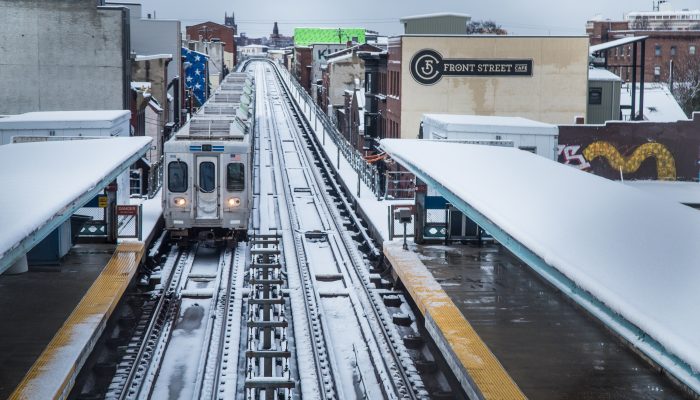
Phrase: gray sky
[{"left": 134, "top": 0, "right": 700, "bottom": 37}]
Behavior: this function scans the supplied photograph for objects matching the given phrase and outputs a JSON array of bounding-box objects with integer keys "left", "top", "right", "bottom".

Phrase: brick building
[
  {"left": 186, "top": 21, "right": 237, "bottom": 67},
  {"left": 587, "top": 9, "right": 700, "bottom": 83},
  {"left": 293, "top": 47, "right": 313, "bottom": 94}
]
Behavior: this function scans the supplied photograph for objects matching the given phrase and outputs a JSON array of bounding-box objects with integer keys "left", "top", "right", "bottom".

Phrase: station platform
[
  {"left": 384, "top": 240, "right": 690, "bottom": 399},
  {"left": 384, "top": 240, "right": 525, "bottom": 400},
  {"left": 5, "top": 242, "right": 145, "bottom": 400}
]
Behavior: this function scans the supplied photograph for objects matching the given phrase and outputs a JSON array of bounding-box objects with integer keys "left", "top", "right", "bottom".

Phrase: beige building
[{"left": 387, "top": 35, "right": 590, "bottom": 140}]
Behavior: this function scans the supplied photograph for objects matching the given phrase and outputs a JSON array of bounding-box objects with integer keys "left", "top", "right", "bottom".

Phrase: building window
[
  {"left": 671, "top": 46, "right": 677, "bottom": 56},
  {"left": 226, "top": 163, "right": 245, "bottom": 191},
  {"left": 654, "top": 66, "right": 661, "bottom": 82},
  {"left": 168, "top": 161, "right": 188, "bottom": 193},
  {"left": 690, "top": 45, "right": 696, "bottom": 55},
  {"left": 519, "top": 146, "right": 537, "bottom": 154},
  {"left": 655, "top": 45, "right": 661, "bottom": 57},
  {"left": 588, "top": 88, "right": 603, "bottom": 105}
]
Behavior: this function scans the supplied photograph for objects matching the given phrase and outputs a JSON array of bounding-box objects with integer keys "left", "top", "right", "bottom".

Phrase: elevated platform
[
  {"left": 9, "top": 242, "right": 145, "bottom": 400},
  {"left": 0, "top": 137, "right": 152, "bottom": 274},
  {"left": 381, "top": 139, "right": 700, "bottom": 395},
  {"left": 384, "top": 241, "right": 525, "bottom": 400},
  {"left": 386, "top": 241, "right": 690, "bottom": 399}
]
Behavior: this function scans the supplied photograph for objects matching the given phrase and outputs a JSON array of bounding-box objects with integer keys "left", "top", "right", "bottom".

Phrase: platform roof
[
  {"left": 589, "top": 36, "right": 648, "bottom": 54},
  {"left": 422, "top": 114, "right": 558, "bottom": 136},
  {"left": 0, "top": 137, "right": 152, "bottom": 274},
  {"left": 381, "top": 139, "right": 700, "bottom": 392},
  {"left": 0, "top": 110, "right": 130, "bottom": 129}
]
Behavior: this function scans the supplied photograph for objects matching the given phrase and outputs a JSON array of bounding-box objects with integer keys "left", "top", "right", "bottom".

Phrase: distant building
[
  {"left": 587, "top": 5, "right": 700, "bottom": 83},
  {"left": 0, "top": 0, "right": 132, "bottom": 114},
  {"left": 269, "top": 22, "right": 294, "bottom": 49},
  {"left": 186, "top": 40, "right": 226, "bottom": 88},
  {"left": 186, "top": 21, "right": 237, "bottom": 68},
  {"left": 293, "top": 47, "right": 313, "bottom": 93},
  {"left": 240, "top": 44, "right": 269, "bottom": 56},
  {"left": 400, "top": 12, "right": 471, "bottom": 34}
]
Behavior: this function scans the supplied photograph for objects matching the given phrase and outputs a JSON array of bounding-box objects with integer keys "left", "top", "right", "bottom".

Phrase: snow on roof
[
  {"left": 381, "top": 139, "right": 700, "bottom": 380},
  {"left": 242, "top": 44, "right": 269, "bottom": 48},
  {"left": 135, "top": 54, "right": 173, "bottom": 61},
  {"left": 623, "top": 180, "right": 700, "bottom": 205},
  {"left": 588, "top": 67, "right": 621, "bottom": 82},
  {"left": 400, "top": 12, "right": 471, "bottom": 22},
  {"left": 0, "top": 137, "right": 152, "bottom": 273},
  {"left": 422, "top": 114, "right": 558, "bottom": 135},
  {"left": 620, "top": 83, "right": 688, "bottom": 122},
  {"left": 0, "top": 111, "right": 131, "bottom": 130},
  {"left": 589, "top": 36, "right": 648, "bottom": 54}
]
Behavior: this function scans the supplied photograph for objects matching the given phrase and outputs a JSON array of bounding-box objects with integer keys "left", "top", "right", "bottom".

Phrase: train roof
[{"left": 174, "top": 116, "right": 249, "bottom": 142}]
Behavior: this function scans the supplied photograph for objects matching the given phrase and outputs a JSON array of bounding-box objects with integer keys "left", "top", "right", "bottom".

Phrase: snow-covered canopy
[
  {"left": 381, "top": 139, "right": 700, "bottom": 383},
  {"left": 0, "top": 137, "right": 152, "bottom": 273}
]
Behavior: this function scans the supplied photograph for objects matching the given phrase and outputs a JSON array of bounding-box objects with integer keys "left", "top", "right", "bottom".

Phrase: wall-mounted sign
[{"left": 410, "top": 49, "right": 533, "bottom": 85}]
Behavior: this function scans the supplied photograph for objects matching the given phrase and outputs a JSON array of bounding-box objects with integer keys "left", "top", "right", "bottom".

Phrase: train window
[
  {"left": 168, "top": 161, "right": 188, "bottom": 193},
  {"left": 199, "top": 162, "right": 216, "bottom": 193},
  {"left": 227, "top": 163, "right": 245, "bottom": 192}
]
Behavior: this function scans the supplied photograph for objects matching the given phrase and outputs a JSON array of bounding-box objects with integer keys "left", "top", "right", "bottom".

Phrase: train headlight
[
  {"left": 174, "top": 197, "right": 187, "bottom": 207},
  {"left": 227, "top": 197, "right": 241, "bottom": 207}
]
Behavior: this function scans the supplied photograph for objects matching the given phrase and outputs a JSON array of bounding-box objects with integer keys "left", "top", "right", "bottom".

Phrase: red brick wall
[
  {"left": 186, "top": 22, "right": 236, "bottom": 55},
  {"left": 588, "top": 21, "right": 700, "bottom": 83},
  {"left": 294, "top": 47, "right": 313, "bottom": 94}
]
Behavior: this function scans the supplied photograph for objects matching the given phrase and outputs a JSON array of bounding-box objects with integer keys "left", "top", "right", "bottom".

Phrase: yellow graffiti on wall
[{"left": 583, "top": 141, "right": 677, "bottom": 180}]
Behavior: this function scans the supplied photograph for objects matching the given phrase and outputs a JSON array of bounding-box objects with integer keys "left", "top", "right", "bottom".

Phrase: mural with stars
[{"left": 181, "top": 47, "right": 209, "bottom": 107}]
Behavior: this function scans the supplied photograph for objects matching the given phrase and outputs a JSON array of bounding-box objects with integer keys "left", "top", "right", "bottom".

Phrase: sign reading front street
[{"left": 410, "top": 49, "right": 533, "bottom": 85}]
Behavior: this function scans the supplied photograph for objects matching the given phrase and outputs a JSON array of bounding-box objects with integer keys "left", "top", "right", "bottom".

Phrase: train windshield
[
  {"left": 168, "top": 161, "right": 188, "bottom": 193},
  {"left": 227, "top": 163, "right": 245, "bottom": 192},
  {"left": 199, "top": 162, "right": 216, "bottom": 193}
]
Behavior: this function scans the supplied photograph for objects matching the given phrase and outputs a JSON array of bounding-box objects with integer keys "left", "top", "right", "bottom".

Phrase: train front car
[{"left": 163, "top": 72, "right": 254, "bottom": 241}]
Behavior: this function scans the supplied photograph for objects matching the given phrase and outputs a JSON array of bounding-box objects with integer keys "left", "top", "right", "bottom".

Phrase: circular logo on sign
[{"left": 410, "top": 49, "right": 443, "bottom": 85}]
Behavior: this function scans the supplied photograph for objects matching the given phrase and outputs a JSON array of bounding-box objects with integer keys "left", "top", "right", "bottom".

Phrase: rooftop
[
  {"left": 400, "top": 12, "right": 471, "bottom": 22},
  {"left": 0, "top": 111, "right": 131, "bottom": 128}
]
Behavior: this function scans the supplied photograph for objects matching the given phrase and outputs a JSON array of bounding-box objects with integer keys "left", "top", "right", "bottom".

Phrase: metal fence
[
  {"left": 279, "top": 67, "right": 384, "bottom": 198},
  {"left": 117, "top": 205, "right": 142, "bottom": 240},
  {"left": 384, "top": 170, "right": 415, "bottom": 200}
]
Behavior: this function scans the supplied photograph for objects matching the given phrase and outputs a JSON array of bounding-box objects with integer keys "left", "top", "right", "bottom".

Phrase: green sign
[{"left": 293, "top": 28, "right": 366, "bottom": 46}]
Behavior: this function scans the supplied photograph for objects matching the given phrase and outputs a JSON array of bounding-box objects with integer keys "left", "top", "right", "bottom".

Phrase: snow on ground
[
  {"left": 381, "top": 139, "right": 700, "bottom": 373},
  {"left": 286, "top": 77, "right": 411, "bottom": 241},
  {"left": 0, "top": 137, "right": 152, "bottom": 262},
  {"left": 125, "top": 189, "right": 163, "bottom": 242}
]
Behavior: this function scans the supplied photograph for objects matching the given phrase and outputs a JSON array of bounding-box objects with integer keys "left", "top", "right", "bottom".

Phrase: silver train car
[{"left": 163, "top": 72, "right": 255, "bottom": 240}]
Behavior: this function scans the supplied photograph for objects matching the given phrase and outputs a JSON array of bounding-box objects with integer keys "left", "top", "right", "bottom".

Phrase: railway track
[
  {"left": 81, "top": 60, "right": 454, "bottom": 400},
  {"left": 251, "top": 60, "right": 429, "bottom": 399}
]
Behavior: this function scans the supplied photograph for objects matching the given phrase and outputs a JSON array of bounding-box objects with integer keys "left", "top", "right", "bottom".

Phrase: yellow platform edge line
[
  {"left": 10, "top": 242, "right": 145, "bottom": 400},
  {"left": 384, "top": 241, "right": 526, "bottom": 400}
]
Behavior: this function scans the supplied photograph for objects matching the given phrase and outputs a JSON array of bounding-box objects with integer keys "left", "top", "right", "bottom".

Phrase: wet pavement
[
  {"left": 0, "top": 244, "right": 113, "bottom": 399},
  {"left": 415, "top": 242, "right": 690, "bottom": 400}
]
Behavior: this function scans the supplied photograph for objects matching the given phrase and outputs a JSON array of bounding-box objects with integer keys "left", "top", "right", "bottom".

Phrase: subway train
[{"left": 162, "top": 71, "right": 255, "bottom": 240}]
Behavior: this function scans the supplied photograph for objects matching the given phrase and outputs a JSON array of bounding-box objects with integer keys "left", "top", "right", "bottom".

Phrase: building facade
[
  {"left": 0, "top": 0, "right": 131, "bottom": 114},
  {"left": 387, "top": 35, "right": 590, "bottom": 140},
  {"left": 587, "top": 10, "right": 700, "bottom": 83},
  {"left": 186, "top": 21, "right": 237, "bottom": 69}
]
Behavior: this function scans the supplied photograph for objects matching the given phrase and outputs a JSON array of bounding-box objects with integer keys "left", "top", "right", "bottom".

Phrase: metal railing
[
  {"left": 278, "top": 67, "right": 383, "bottom": 198},
  {"left": 147, "top": 157, "right": 164, "bottom": 198}
]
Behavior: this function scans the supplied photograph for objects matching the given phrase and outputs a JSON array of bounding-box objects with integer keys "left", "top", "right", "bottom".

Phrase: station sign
[
  {"left": 116, "top": 205, "right": 139, "bottom": 216},
  {"left": 410, "top": 49, "right": 533, "bottom": 85},
  {"left": 85, "top": 194, "right": 108, "bottom": 208}
]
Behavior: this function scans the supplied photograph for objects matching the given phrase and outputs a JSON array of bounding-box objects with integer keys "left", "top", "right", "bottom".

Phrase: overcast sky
[{"left": 134, "top": 0, "right": 700, "bottom": 37}]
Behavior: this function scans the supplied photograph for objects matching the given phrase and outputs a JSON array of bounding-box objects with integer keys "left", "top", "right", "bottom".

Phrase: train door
[{"left": 196, "top": 156, "right": 219, "bottom": 220}]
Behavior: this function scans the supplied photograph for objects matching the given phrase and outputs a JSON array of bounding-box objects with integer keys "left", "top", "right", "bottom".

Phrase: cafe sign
[{"left": 410, "top": 49, "right": 533, "bottom": 85}]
